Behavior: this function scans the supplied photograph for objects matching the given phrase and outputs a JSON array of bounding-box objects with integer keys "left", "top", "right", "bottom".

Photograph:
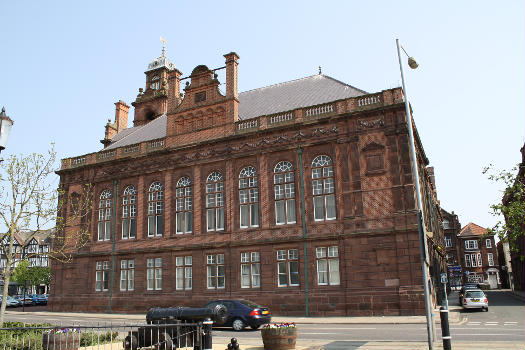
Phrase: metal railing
[{"left": 0, "top": 321, "right": 207, "bottom": 350}]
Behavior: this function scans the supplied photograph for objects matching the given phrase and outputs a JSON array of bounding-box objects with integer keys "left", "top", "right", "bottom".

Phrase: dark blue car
[{"left": 204, "top": 299, "right": 271, "bottom": 331}]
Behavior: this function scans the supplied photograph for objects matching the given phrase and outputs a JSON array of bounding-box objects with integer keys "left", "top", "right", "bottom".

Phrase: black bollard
[
  {"left": 439, "top": 306, "right": 452, "bottom": 350},
  {"left": 202, "top": 319, "right": 213, "bottom": 350},
  {"left": 227, "top": 337, "right": 240, "bottom": 350}
]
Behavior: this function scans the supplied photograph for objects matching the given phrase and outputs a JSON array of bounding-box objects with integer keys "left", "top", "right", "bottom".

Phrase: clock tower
[{"left": 132, "top": 46, "right": 182, "bottom": 127}]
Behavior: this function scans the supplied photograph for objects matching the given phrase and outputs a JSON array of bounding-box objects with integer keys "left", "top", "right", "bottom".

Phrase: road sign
[
  {"left": 465, "top": 271, "right": 470, "bottom": 276},
  {"left": 440, "top": 273, "right": 448, "bottom": 284}
]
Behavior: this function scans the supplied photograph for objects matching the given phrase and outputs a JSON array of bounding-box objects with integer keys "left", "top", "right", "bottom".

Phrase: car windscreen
[
  {"left": 238, "top": 300, "right": 261, "bottom": 308},
  {"left": 465, "top": 291, "right": 484, "bottom": 298}
]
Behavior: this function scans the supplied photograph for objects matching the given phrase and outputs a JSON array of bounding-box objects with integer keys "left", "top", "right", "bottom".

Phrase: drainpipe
[
  {"left": 109, "top": 179, "right": 118, "bottom": 313},
  {"left": 298, "top": 147, "right": 310, "bottom": 317}
]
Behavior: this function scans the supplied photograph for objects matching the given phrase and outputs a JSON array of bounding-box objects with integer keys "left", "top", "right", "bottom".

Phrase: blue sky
[{"left": 1, "top": 1, "right": 523, "bottom": 231}]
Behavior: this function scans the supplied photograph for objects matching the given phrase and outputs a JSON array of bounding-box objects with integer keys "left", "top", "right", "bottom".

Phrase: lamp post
[
  {"left": 0, "top": 107, "right": 14, "bottom": 155},
  {"left": 396, "top": 39, "right": 435, "bottom": 349}
]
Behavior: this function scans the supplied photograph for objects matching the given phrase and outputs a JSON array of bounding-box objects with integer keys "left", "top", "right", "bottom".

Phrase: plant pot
[
  {"left": 261, "top": 327, "right": 297, "bottom": 350},
  {"left": 42, "top": 332, "right": 80, "bottom": 350}
]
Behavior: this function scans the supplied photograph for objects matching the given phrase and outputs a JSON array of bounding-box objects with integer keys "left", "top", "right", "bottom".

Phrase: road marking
[{"left": 504, "top": 322, "right": 518, "bottom": 324}]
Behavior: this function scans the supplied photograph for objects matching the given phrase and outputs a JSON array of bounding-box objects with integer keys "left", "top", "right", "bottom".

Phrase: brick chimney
[
  {"left": 114, "top": 100, "right": 130, "bottom": 132},
  {"left": 224, "top": 52, "right": 239, "bottom": 100}
]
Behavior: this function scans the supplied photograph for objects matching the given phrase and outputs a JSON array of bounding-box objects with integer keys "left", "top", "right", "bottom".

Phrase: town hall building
[{"left": 49, "top": 49, "right": 446, "bottom": 316}]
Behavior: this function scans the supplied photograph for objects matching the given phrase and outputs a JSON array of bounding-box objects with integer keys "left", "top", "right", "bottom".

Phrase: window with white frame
[
  {"left": 277, "top": 249, "right": 299, "bottom": 287},
  {"left": 95, "top": 261, "right": 109, "bottom": 291},
  {"left": 487, "top": 253, "right": 494, "bottom": 266},
  {"left": 476, "top": 253, "right": 482, "bottom": 267},
  {"left": 241, "top": 252, "right": 260, "bottom": 288},
  {"left": 239, "top": 166, "right": 259, "bottom": 228},
  {"left": 465, "top": 254, "right": 471, "bottom": 267},
  {"left": 485, "top": 239, "right": 492, "bottom": 248},
  {"left": 316, "top": 246, "right": 340, "bottom": 286},
  {"left": 122, "top": 186, "right": 137, "bottom": 239},
  {"left": 444, "top": 236, "right": 452, "bottom": 248},
  {"left": 148, "top": 182, "right": 164, "bottom": 237},
  {"left": 176, "top": 256, "right": 192, "bottom": 290},
  {"left": 120, "top": 259, "right": 134, "bottom": 291},
  {"left": 274, "top": 161, "right": 296, "bottom": 225},
  {"left": 147, "top": 258, "right": 162, "bottom": 290},
  {"left": 207, "top": 254, "right": 225, "bottom": 289},
  {"left": 98, "top": 190, "right": 112, "bottom": 241},
  {"left": 176, "top": 177, "right": 193, "bottom": 234},
  {"left": 206, "top": 172, "right": 225, "bottom": 231},
  {"left": 465, "top": 240, "right": 478, "bottom": 249},
  {"left": 312, "top": 155, "right": 336, "bottom": 221}
]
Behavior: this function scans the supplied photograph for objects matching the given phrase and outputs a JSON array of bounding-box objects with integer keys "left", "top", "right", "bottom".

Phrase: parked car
[
  {"left": 0, "top": 296, "right": 20, "bottom": 307},
  {"left": 35, "top": 294, "right": 48, "bottom": 305},
  {"left": 14, "top": 294, "right": 34, "bottom": 306},
  {"left": 458, "top": 283, "right": 479, "bottom": 303},
  {"left": 204, "top": 299, "right": 271, "bottom": 331},
  {"left": 461, "top": 289, "right": 488, "bottom": 311}
]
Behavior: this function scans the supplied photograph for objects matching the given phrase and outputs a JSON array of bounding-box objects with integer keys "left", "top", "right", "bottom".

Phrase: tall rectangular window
[
  {"left": 206, "top": 172, "right": 225, "bottom": 231},
  {"left": 176, "top": 177, "right": 193, "bottom": 234},
  {"left": 277, "top": 249, "right": 299, "bottom": 287},
  {"left": 274, "top": 161, "right": 296, "bottom": 225},
  {"left": 120, "top": 259, "right": 134, "bottom": 291},
  {"left": 316, "top": 246, "right": 340, "bottom": 286},
  {"left": 147, "top": 258, "right": 162, "bottom": 290},
  {"left": 241, "top": 252, "right": 260, "bottom": 288},
  {"left": 444, "top": 236, "right": 452, "bottom": 248},
  {"left": 122, "top": 186, "right": 137, "bottom": 239},
  {"left": 148, "top": 182, "right": 164, "bottom": 237},
  {"left": 312, "top": 155, "right": 336, "bottom": 221},
  {"left": 485, "top": 239, "right": 492, "bottom": 248},
  {"left": 207, "top": 254, "right": 225, "bottom": 289},
  {"left": 476, "top": 253, "right": 482, "bottom": 267},
  {"left": 95, "top": 261, "right": 109, "bottom": 291},
  {"left": 239, "top": 167, "right": 259, "bottom": 228},
  {"left": 98, "top": 191, "right": 112, "bottom": 241},
  {"left": 465, "top": 254, "right": 471, "bottom": 267},
  {"left": 176, "top": 256, "right": 192, "bottom": 290},
  {"left": 487, "top": 253, "right": 494, "bottom": 266}
]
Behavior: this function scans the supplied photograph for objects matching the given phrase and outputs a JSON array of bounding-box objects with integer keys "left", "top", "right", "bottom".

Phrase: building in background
[
  {"left": 458, "top": 223, "right": 500, "bottom": 288},
  {"left": 497, "top": 240, "right": 513, "bottom": 289},
  {"left": 50, "top": 50, "right": 447, "bottom": 316},
  {"left": 441, "top": 209, "right": 462, "bottom": 289}
]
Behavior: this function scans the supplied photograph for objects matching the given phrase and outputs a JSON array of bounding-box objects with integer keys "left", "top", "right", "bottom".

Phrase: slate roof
[
  {"left": 104, "top": 74, "right": 366, "bottom": 150},
  {"left": 458, "top": 222, "right": 489, "bottom": 237}
]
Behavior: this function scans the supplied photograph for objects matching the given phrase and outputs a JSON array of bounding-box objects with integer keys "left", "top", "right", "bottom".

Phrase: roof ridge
[
  {"left": 321, "top": 74, "right": 368, "bottom": 95},
  {"left": 239, "top": 74, "right": 319, "bottom": 94}
]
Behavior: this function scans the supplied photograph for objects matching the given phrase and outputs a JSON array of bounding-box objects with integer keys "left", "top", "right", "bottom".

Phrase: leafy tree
[
  {"left": 11, "top": 260, "right": 50, "bottom": 292},
  {"left": 0, "top": 145, "right": 92, "bottom": 325},
  {"left": 484, "top": 164, "right": 525, "bottom": 258}
]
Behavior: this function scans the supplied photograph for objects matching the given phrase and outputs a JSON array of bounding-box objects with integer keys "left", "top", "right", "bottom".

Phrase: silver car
[{"left": 461, "top": 289, "right": 488, "bottom": 311}]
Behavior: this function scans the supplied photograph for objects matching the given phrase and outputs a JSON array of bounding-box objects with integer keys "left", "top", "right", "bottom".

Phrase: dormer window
[{"left": 150, "top": 75, "right": 160, "bottom": 90}]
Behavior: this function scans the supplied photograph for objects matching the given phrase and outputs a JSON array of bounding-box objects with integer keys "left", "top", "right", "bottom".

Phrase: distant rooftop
[{"left": 458, "top": 222, "right": 489, "bottom": 237}]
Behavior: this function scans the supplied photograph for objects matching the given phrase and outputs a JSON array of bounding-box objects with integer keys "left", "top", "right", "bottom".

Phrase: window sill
[{"left": 365, "top": 169, "right": 386, "bottom": 176}]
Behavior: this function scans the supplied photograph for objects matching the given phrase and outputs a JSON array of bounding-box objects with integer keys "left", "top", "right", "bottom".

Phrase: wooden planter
[
  {"left": 261, "top": 327, "right": 297, "bottom": 350},
  {"left": 42, "top": 332, "right": 80, "bottom": 350}
]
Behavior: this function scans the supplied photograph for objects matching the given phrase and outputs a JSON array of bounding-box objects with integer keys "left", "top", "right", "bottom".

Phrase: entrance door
[{"left": 488, "top": 274, "right": 498, "bottom": 289}]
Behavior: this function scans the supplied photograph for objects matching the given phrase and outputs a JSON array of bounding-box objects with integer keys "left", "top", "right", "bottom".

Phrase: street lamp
[
  {"left": 0, "top": 107, "right": 14, "bottom": 153},
  {"left": 396, "top": 39, "right": 435, "bottom": 349}
]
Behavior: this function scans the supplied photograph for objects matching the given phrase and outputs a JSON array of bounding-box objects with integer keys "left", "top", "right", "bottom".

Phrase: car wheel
[
  {"left": 251, "top": 325, "right": 261, "bottom": 330},
  {"left": 232, "top": 318, "right": 245, "bottom": 331},
  {"left": 484, "top": 307, "right": 488, "bottom": 312}
]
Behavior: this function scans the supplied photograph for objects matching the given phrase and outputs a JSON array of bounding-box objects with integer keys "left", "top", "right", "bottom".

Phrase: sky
[{"left": 0, "top": 0, "right": 523, "bottom": 232}]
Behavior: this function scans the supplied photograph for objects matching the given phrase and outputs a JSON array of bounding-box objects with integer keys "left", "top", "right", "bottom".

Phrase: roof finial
[
  {"left": 160, "top": 36, "right": 167, "bottom": 56},
  {"left": 1, "top": 107, "right": 5, "bottom": 115},
  {"left": 318, "top": 66, "right": 322, "bottom": 75}
]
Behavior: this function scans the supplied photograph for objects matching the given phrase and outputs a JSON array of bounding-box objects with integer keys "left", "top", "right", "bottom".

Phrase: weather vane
[{"left": 160, "top": 36, "right": 167, "bottom": 56}]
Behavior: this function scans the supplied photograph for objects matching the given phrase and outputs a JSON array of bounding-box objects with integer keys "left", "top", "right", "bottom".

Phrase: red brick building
[
  {"left": 49, "top": 50, "right": 446, "bottom": 316},
  {"left": 458, "top": 223, "right": 499, "bottom": 288},
  {"left": 441, "top": 209, "right": 462, "bottom": 288}
]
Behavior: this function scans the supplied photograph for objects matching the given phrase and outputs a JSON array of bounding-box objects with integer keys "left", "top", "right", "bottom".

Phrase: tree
[
  {"left": 484, "top": 164, "right": 525, "bottom": 257},
  {"left": 0, "top": 145, "right": 92, "bottom": 325},
  {"left": 12, "top": 260, "right": 51, "bottom": 292}
]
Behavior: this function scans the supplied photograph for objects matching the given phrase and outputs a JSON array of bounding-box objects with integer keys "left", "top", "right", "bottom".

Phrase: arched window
[
  {"left": 274, "top": 161, "right": 296, "bottom": 225},
  {"left": 122, "top": 186, "right": 137, "bottom": 239},
  {"left": 312, "top": 155, "right": 336, "bottom": 221},
  {"left": 148, "top": 182, "right": 164, "bottom": 237},
  {"left": 176, "top": 177, "right": 193, "bottom": 234},
  {"left": 98, "top": 190, "right": 112, "bottom": 241},
  {"left": 206, "top": 172, "right": 224, "bottom": 231},
  {"left": 239, "top": 166, "right": 259, "bottom": 228}
]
